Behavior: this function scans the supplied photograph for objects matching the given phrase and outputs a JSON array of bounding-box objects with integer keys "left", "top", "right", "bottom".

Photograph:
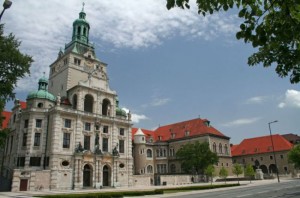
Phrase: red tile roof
[
  {"left": 19, "top": 101, "right": 27, "bottom": 109},
  {"left": 132, "top": 118, "right": 228, "bottom": 142},
  {"left": 1, "top": 111, "right": 11, "bottom": 129},
  {"left": 230, "top": 144, "right": 238, "bottom": 153},
  {"left": 231, "top": 134, "right": 293, "bottom": 157}
]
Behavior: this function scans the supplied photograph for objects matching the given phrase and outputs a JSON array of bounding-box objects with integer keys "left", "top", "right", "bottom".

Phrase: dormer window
[
  {"left": 204, "top": 120, "right": 210, "bottom": 127},
  {"left": 171, "top": 133, "right": 176, "bottom": 139},
  {"left": 185, "top": 131, "right": 190, "bottom": 137},
  {"left": 158, "top": 136, "right": 162, "bottom": 141}
]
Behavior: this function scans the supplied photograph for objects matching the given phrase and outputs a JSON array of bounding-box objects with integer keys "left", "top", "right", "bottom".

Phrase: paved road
[{"left": 152, "top": 179, "right": 300, "bottom": 198}]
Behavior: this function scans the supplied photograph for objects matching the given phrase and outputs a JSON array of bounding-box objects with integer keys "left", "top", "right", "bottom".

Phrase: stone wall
[{"left": 132, "top": 175, "right": 153, "bottom": 186}]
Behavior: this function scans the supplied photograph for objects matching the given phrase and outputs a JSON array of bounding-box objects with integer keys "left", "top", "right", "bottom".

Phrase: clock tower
[{"left": 48, "top": 5, "right": 111, "bottom": 98}]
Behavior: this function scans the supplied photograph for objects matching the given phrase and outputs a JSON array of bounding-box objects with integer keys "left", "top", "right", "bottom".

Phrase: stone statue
[
  {"left": 75, "top": 142, "right": 84, "bottom": 153},
  {"left": 94, "top": 134, "right": 102, "bottom": 155},
  {"left": 113, "top": 143, "right": 119, "bottom": 156}
]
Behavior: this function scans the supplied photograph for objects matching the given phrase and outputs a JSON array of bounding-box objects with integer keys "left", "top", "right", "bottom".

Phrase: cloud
[
  {"left": 122, "top": 108, "right": 148, "bottom": 123},
  {"left": 3, "top": 0, "right": 239, "bottom": 93},
  {"left": 278, "top": 89, "right": 300, "bottom": 108},
  {"left": 245, "top": 96, "right": 266, "bottom": 104},
  {"left": 222, "top": 117, "right": 261, "bottom": 127},
  {"left": 151, "top": 98, "right": 170, "bottom": 106}
]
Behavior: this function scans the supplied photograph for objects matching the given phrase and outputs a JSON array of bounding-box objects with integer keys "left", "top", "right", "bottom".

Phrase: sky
[{"left": 2, "top": 0, "right": 300, "bottom": 144}]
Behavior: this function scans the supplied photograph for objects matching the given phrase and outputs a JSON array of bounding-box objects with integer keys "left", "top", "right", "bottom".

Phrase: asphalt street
[{"left": 149, "top": 179, "right": 300, "bottom": 198}]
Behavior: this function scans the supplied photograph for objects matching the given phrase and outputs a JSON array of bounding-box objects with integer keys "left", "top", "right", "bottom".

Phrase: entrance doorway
[
  {"left": 102, "top": 165, "right": 111, "bottom": 186},
  {"left": 83, "top": 164, "right": 93, "bottom": 187},
  {"left": 19, "top": 179, "right": 28, "bottom": 191}
]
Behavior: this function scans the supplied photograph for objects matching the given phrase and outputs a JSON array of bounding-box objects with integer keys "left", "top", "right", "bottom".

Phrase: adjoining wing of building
[
  {"left": 132, "top": 118, "right": 232, "bottom": 185},
  {"left": 231, "top": 134, "right": 296, "bottom": 176}
]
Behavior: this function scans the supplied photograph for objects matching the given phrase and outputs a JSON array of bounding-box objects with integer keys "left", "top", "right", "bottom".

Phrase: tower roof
[{"left": 27, "top": 76, "right": 56, "bottom": 102}]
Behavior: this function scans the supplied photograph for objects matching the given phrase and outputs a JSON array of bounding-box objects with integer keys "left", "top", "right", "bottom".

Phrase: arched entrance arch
[
  {"left": 83, "top": 164, "right": 93, "bottom": 187},
  {"left": 269, "top": 164, "right": 277, "bottom": 174},
  {"left": 259, "top": 165, "right": 268, "bottom": 174},
  {"left": 102, "top": 99, "right": 111, "bottom": 116},
  {"left": 84, "top": 94, "right": 94, "bottom": 113},
  {"left": 103, "top": 165, "right": 111, "bottom": 187}
]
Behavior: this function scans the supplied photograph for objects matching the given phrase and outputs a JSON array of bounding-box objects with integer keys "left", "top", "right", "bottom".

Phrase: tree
[
  {"left": 232, "top": 163, "right": 243, "bottom": 184},
  {"left": 176, "top": 141, "right": 218, "bottom": 175},
  {"left": 244, "top": 164, "right": 255, "bottom": 183},
  {"left": 204, "top": 164, "right": 215, "bottom": 185},
  {"left": 288, "top": 145, "right": 300, "bottom": 168},
  {"left": 0, "top": 24, "right": 33, "bottom": 122},
  {"left": 219, "top": 167, "right": 228, "bottom": 184},
  {"left": 166, "top": 0, "right": 300, "bottom": 84}
]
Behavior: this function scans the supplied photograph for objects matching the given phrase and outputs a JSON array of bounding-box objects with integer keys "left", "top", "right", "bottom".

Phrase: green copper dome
[
  {"left": 71, "top": 5, "right": 90, "bottom": 45},
  {"left": 115, "top": 97, "right": 127, "bottom": 117},
  {"left": 116, "top": 107, "right": 127, "bottom": 117},
  {"left": 27, "top": 76, "right": 56, "bottom": 102}
]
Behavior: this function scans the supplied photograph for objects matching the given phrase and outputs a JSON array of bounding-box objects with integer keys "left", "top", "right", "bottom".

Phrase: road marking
[{"left": 236, "top": 194, "right": 252, "bottom": 197}]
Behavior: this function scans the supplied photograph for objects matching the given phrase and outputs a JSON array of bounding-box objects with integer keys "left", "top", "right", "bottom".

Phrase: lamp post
[
  {"left": 268, "top": 120, "right": 280, "bottom": 183},
  {"left": 0, "top": 0, "right": 12, "bottom": 21}
]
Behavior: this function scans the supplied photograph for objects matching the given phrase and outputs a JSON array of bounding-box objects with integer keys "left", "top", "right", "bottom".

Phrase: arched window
[
  {"left": 170, "top": 164, "right": 176, "bottom": 173},
  {"left": 102, "top": 99, "right": 110, "bottom": 116},
  {"left": 83, "top": 27, "right": 86, "bottom": 36},
  {"left": 213, "top": 142, "right": 217, "bottom": 153},
  {"left": 72, "top": 94, "right": 78, "bottom": 109},
  {"left": 224, "top": 144, "right": 228, "bottom": 155},
  {"left": 219, "top": 143, "right": 223, "bottom": 154},
  {"left": 147, "top": 149, "right": 152, "bottom": 158},
  {"left": 84, "top": 94, "right": 93, "bottom": 113},
  {"left": 77, "top": 26, "right": 81, "bottom": 35},
  {"left": 147, "top": 165, "right": 153, "bottom": 173}
]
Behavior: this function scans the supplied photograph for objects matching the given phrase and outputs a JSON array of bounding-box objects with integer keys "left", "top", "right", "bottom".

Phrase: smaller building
[
  {"left": 231, "top": 134, "right": 294, "bottom": 175},
  {"left": 282, "top": 133, "right": 300, "bottom": 145}
]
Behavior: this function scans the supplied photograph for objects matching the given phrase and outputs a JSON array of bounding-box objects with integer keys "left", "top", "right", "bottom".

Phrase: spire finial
[{"left": 82, "top": 2, "right": 85, "bottom": 12}]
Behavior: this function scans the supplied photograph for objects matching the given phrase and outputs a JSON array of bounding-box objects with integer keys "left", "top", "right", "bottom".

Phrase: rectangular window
[
  {"left": 34, "top": 133, "right": 41, "bottom": 146},
  {"left": 84, "top": 136, "right": 90, "bottom": 150},
  {"left": 64, "top": 58, "right": 68, "bottom": 65},
  {"left": 103, "top": 125, "right": 109, "bottom": 133},
  {"left": 64, "top": 119, "right": 72, "bottom": 128},
  {"left": 102, "top": 138, "right": 108, "bottom": 152},
  {"left": 95, "top": 124, "right": 100, "bottom": 131},
  {"left": 30, "top": 157, "right": 41, "bottom": 166},
  {"left": 119, "top": 140, "right": 125, "bottom": 153},
  {"left": 157, "top": 164, "right": 167, "bottom": 174},
  {"left": 63, "top": 133, "right": 71, "bottom": 148},
  {"left": 36, "top": 119, "right": 42, "bottom": 128},
  {"left": 85, "top": 122, "right": 91, "bottom": 131},
  {"left": 119, "top": 128, "right": 125, "bottom": 136},
  {"left": 22, "top": 133, "right": 27, "bottom": 147},
  {"left": 24, "top": 119, "right": 29, "bottom": 128},
  {"left": 270, "top": 155, "right": 273, "bottom": 160},
  {"left": 17, "top": 157, "right": 25, "bottom": 167},
  {"left": 74, "top": 58, "right": 81, "bottom": 66},
  {"left": 280, "top": 155, "right": 284, "bottom": 159}
]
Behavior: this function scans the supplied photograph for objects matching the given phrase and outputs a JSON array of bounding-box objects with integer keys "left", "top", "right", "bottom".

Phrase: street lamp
[
  {"left": 0, "top": 0, "right": 12, "bottom": 21},
  {"left": 268, "top": 120, "right": 280, "bottom": 183}
]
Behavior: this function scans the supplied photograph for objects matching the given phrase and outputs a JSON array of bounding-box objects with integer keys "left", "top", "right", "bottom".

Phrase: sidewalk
[{"left": 0, "top": 178, "right": 291, "bottom": 198}]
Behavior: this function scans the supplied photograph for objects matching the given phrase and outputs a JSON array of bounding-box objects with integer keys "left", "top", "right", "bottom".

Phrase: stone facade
[
  {"left": 132, "top": 119, "right": 234, "bottom": 186},
  {"left": 1, "top": 9, "right": 133, "bottom": 192}
]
